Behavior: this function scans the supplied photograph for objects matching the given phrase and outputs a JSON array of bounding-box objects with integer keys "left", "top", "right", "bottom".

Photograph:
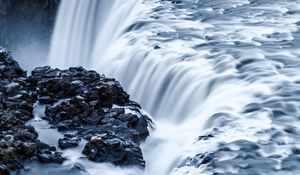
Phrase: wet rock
[
  {"left": 19, "top": 142, "right": 36, "bottom": 157},
  {"left": 38, "top": 96, "right": 57, "bottom": 104},
  {"left": 0, "top": 47, "right": 150, "bottom": 171},
  {"left": 0, "top": 164, "right": 10, "bottom": 175},
  {"left": 83, "top": 135, "right": 145, "bottom": 168},
  {"left": 154, "top": 45, "right": 161, "bottom": 49},
  {"left": 0, "top": 48, "right": 26, "bottom": 81},
  {"left": 15, "top": 130, "right": 38, "bottom": 142},
  {"left": 0, "top": 48, "right": 45, "bottom": 172},
  {"left": 58, "top": 133, "right": 80, "bottom": 149},
  {"left": 57, "top": 122, "right": 70, "bottom": 131},
  {"left": 4, "top": 83, "right": 20, "bottom": 95},
  {"left": 82, "top": 113, "right": 102, "bottom": 125},
  {"left": 35, "top": 141, "right": 56, "bottom": 152},
  {"left": 45, "top": 69, "right": 61, "bottom": 78},
  {"left": 134, "top": 116, "right": 150, "bottom": 140},
  {"left": 34, "top": 65, "right": 151, "bottom": 166},
  {"left": 37, "top": 151, "right": 65, "bottom": 164}
]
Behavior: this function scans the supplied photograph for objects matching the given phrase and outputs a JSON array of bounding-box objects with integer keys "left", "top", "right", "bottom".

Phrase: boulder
[
  {"left": 83, "top": 135, "right": 145, "bottom": 168},
  {"left": 37, "top": 151, "right": 65, "bottom": 164},
  {"left": 58, "top": 133, "right": 80, "bottom": 149},
  {"left": 0, "top": 164, "right": 10, "bottom": 175}
]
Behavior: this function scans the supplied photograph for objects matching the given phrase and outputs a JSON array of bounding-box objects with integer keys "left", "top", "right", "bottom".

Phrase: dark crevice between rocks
[{"left": 0, "top": 48, "right": 151, "bottom": 175}]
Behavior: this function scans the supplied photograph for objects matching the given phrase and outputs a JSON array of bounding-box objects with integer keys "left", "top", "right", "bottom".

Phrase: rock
[
  {"left": 45, "top": 69, "right": 61, "bottom": 78},
  {"left": 37, "top": 151, "right": 65, "bottom": 164},
  {"left": 4, "top": 82, "right": 20, "bottom": 95},
  {"left": 15, "top": 130, "right": 38, "bottom": 141},
  {"left": 82, "top": 113, "right": 102, "bottom": 125},
  {"left": 0, "top": 47, "right": 150, "bottom": 172},
  {"left": 154, "top": 45, "right": 161, "bottom": 49},
  {"left": 135, "top": 116, "right": 150, "bottom": 140},
  {"left": 31, "top": 66, "right": 51, "bottom": 75},
  {"left": 0, "top": 164, "right": 10, "bottom": 175},
  {"left": 58, "top": 138, "right": 77, "bottom": 149},
  {"left": 0, "top": 48, "right": 26, "bottom": 81},
  {"left": 38, "top": 96, "right": 57, "bottom": 104},
  {"left": 83, "top": 135, "right": 145, "bottom": 168},
  {"left": 0, "top": 48, "right": 44, "bottom": 173},
  {"left": 58, "top": 133, "right": 80, "bottom": 149},
  {"left": 19, "top": 102, "right": 33, "bottom": 113},
  {"left": 19, "top": 142, "right": 36, "bottom": 156}
]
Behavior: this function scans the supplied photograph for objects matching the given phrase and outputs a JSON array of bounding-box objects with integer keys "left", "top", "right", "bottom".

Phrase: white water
[{"left": 49, "top": 0, "right": 300, "bottom": 175}]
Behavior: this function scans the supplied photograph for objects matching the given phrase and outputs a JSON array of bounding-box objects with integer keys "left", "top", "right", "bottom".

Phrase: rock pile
[
  {"left": 0, "top": 48, "right": 150, "bottom": 174},
  {"left": 0, "top": 48, "right": 65, "bottom": 174}
]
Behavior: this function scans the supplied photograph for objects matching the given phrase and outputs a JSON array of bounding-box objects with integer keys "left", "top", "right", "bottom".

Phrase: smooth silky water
[{"left": 42, "top": 0, "right": 300, "bottom": 174}]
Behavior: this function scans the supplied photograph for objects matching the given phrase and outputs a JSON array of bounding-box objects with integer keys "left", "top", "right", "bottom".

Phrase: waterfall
[
  {"left": 49, "top": 0, "right": 141, "bottom": 68},
  {"left": 49, "top": 0, "right": 300, "bottom": 174},
  {"left": 50, "top": 0, "right": 256, "bottom": 124},
  {"left": 49, "top": 1, "right": 256, "bottom": 174}
]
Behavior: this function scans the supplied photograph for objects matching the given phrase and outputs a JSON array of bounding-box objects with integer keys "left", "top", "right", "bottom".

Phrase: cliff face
[{"left": 0, "top": 0, "right": 60, "bottom": 69}]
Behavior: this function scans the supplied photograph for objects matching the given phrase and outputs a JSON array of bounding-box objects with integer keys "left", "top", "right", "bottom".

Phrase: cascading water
[
  {"left": 49, "top": 0, "right": 142, "bottom": 68},
  {"left": 49, "top": 0, "right": 300, "bottom": 175}
]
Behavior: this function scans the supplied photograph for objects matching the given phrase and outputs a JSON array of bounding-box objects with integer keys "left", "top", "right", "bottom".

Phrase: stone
[
  {"left": 31, "top": 66, "right": 51, "bottom": 75},
  {"left": 15, "top": 131, "right": 37, "bottom": 141},
  {"left": 38, "top": 96, "right": 57, "bottom": 104},
  {"left": 135, "top": 116, "right": 149, "bottom": 140},
  {"left": 58, "top": 134, "right": 80, "bottom": 149},
  {"left": 37, "top": 151, "right": 65, "bottom": 164},
  {"left": 82, "top": 113, "right": 102, "bottom": 125},
  {"left": 57, "top": 122, "right": 70, "bottom": 131},
  {"left": 4, "top": 82, "right": 20, "bottom": 95},
  {"left": 0, "top": 164, "right": 10, "bottom": 175},
  {"left": 0, "top": 47, "right": 150, "bottom": 172},
  {"left": 19, "top": 142, "right": 36, "bottom": 156},
  {"left": 83, "top": 135, "right": 145, "bottom": 167},
  {"left": 154, "top": 45, "right": 161, "bottom": 49},
  {"left": 45, "top": 69, "right": 61, "bottom": 78}
]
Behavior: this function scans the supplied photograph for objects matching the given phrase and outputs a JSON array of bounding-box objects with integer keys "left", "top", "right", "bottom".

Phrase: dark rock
[
  {"left": 82, "top": 135, "right": 145, "bottom": 168},
  {"left": 57, "top": 122, "right": 71, "bottom": 131},
  {"left": 38, "top": 96, "right": 57, "bottom": 104},
  {"left": 58, "top": 134, "right": 80, "bottom": 149},
  {"left": 82, "top": 113, "right": 102, "bottom": 125},
  {"left": 19, "top": 102, "right": 33, "bottom": 113},
  {"left": 0, "top": 47, "right": 150, "bottom": 171},
  {"left": 35, "top": 140, "right": 56, "bottom": 152},
  {"left": 0, "top": 48, "right": 26, "bottom": 81},
  {"left": 45, "top": 69, "right": 61, "bottom": 78},
  {"left": 198, "top": 134, "right": 214, "bottom": 141},
  {"left": 154, "top": 45, "right": 161, "bottom": 49},
  {"left": 0, "top": 164, "right": 10, "bottom": 175},
  {"left": 135, "top": 116, "right": 150, "bottom": 140},
  {"left": 4, "top": 82, "right": 20, "bottom": 95},
  {"left": 15, "top": 130, "right": 38, "bottom": 141},
  {"left": 37, "top": 151, "right": 65, "bottom": 164},
  {"left": 31, "top": 66, "right": 51, "bottom": 75},
  {"left": 19, "top": 142, "right": 36, "bottom": 156}
]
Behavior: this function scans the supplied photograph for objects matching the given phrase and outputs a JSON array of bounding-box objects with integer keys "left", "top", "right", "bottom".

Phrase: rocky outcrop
[
  {"left": 0, "top": 48, "right": 65, "bottom": 174},
  {"left": 0, "top": 48, "right": 150, "bottom": 174},
  {"left": 29, "top": 65, "right": 150, "bottom": 168}
]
